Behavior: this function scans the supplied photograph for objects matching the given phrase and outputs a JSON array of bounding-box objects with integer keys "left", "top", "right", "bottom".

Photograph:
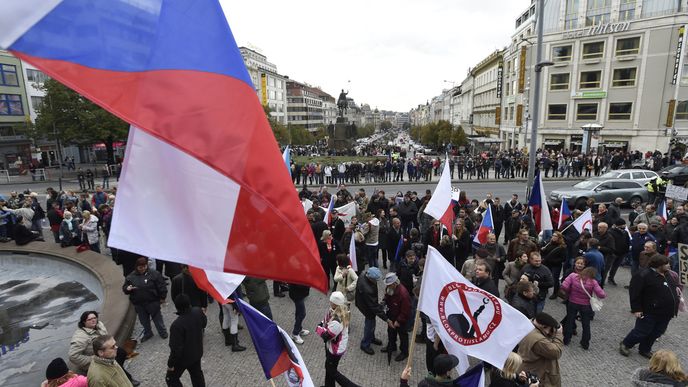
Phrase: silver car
[
  {"left": 549, "top": 178, "right": 648, "bottom": 209},
  {"left": 598, "top": 169, "right": 658, "bottom": 184}
]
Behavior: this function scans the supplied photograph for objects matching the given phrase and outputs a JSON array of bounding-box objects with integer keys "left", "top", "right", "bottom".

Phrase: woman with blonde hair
[
  {"left": 489, "top": 352, "right": 540, "bottom": 386},
  {"left": 632, "top": 349, "right": 688, "bottom": 386},
  {"left": 316, "top": 291, "right": 361, "bottom": 387}
]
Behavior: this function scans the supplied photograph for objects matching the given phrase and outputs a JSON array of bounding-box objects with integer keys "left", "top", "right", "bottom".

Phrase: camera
[{"left": 525, "top": 371, "right": 540, "bottom": 385}]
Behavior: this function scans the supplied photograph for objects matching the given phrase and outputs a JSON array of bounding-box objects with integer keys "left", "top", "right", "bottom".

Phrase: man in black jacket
[
  {"left": 594, "top": 222, "right": 616, "bottom": 287},
  {"left": 166, "top": 294, "right": 207, "bottom": 387},
  {"left": 397, "top": 195, "right": 418, "bottom": 234},
  {"left": 355, "top": 267, "right": 387, "bottom": 355},
  {"left": 386, "top": 217, "right": 404, "bottom": 270},
  {"left": 473, "top": 262, "right": 499, "bottom": 297},
  {"left": 123, "top": 257, "right": 168, "bottom": 342},
  {"left": 171, "top": 265, "right": 208, "bottom": 311},
  {"left": 620, "top": 255, "right": 679, "bottom": 358},
  {"left": 608, "top": 219, "right": 631, "bottom": 286}
]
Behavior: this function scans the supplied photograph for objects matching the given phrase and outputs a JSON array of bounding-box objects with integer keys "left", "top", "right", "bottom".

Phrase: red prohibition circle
[{"left": 437, "top": 282, "right": 503, "bottom": 345}]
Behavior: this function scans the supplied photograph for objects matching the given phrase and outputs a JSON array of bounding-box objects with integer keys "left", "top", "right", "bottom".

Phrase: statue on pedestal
[{"left": 337, "top": 89, "right": 349, "bottom": 117}]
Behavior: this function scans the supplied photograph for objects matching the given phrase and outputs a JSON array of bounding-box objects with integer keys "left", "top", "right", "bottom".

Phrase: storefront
[
  {"left": 569, "top": 135, "right": 583, "bottom": 153},
  {"left": 599, "top": 140, "right": 629, "bottom": 153},
  {"left": 543, "top": 139, "right": 565, "bottom": 152}
]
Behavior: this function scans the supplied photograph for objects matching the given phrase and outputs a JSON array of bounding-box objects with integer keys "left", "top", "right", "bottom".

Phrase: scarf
[{"left": 63, "top": 218, "right": 73, "bottom": 231}]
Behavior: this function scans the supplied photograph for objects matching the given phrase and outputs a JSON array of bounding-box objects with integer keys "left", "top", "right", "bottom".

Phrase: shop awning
[
  {"left": 544, "top": 140, "right": 564, "bottom": 145},
  {"left": 469, "top": 137, "right": 504, "bottom": 144}
]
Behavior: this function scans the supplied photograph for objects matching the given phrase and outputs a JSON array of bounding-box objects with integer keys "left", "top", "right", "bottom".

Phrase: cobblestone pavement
[{"left": 123, "top": 263, "right": 687, "bottom": 387}]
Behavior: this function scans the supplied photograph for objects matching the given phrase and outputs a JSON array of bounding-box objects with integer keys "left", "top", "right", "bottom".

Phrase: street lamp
[{"left": 525, "top": 0, "right": 554, "bottom": 197}]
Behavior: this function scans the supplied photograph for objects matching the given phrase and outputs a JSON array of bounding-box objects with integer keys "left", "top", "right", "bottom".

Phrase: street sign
[
  {"left": 679, "top": 243, "right": 688, "bottom": 285},
  {"left": 666, "top": 184, "right": 688, "bottom": 201}
]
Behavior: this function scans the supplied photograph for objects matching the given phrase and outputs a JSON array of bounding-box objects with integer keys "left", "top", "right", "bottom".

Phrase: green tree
[
  {"left": 289, "top": 125, "right": 315, "bottom": 145},
  {"left": 356, "top": 123, "right": 375, "bottom": 138},
  {"left": 263, "top": 105, "right": 289, "bottom": 144},
  {"left": 380, "top": 120, "right": 393, "bottom": 130},
  {"left": 35, "top": 79, "right": 128, "bottom": 163}
]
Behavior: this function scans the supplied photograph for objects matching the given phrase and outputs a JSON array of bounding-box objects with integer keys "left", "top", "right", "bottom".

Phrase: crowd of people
[
  {"left": 289, "top": 147, "right": 681, "bottom": 187},
  {"left": 22, "top": 168, "right": 687, "bottom": 387},
  {"left": 295, "top": 182, "right": 686, "bottom": 387}
]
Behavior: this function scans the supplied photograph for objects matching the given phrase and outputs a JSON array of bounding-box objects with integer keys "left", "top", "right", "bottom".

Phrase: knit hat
[
  {"left": 46, "top": 357, "right": 69, "bottom": 380},
  {"left": 329, "top": 291, "right": 347, "bottom": 306},
  {"left": 366, "top": 267, "right": 382, "bottom": 280},
  {"left": 433, "top": 354, "right": 459, "bottom": 375},
  {"left": 383, "top": 272, "right": 398, "bottom": 286},
  {"left": 614, "top": 219, "right": 626, "bottom": 226},
  {"left": 535, "top": 312, "right": 560, "bottom": 330}
]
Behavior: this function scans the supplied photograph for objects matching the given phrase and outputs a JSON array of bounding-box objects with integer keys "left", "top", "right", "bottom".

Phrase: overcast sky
[{"left": 221, "top": 0, "right": 527, "bottom": 112}]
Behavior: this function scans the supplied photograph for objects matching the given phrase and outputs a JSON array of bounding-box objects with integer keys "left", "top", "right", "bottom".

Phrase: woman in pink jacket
[{"left": 561, "top": 267, "right": 606, "bottom": 350}]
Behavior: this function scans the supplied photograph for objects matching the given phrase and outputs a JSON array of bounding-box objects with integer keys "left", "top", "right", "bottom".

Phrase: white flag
[
  {"left": 571, "top": 208, "right": 593, "bottom": 233},
  {"left": 418, "top": 246, "right": 534, "bottom": 369},
  {"left": 423, "top": 158, "right": 454, "bottom": 232},
  {"left": 348, "top": 229, "right": 358, "bottom": 272},
  {"left": 334, "top": 201, "right": 357, "bottom": 226},
  {"left": 302, "top": 198, "right": 313, "bottom": 215}
]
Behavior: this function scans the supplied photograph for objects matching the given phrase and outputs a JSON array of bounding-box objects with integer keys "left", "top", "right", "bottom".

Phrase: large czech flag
[{"left": 1, "top": 0, "right": 327, "bottom": 292}]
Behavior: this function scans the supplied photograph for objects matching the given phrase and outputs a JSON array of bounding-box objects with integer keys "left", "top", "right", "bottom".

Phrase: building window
[
  {"left": 619, "top": 0, "right": 636, "bottom": 21},
  {"left": 550, "top": 73, "right": 570, "bottom": 90},
  {"left": 548, "top": 104, "right": 567, "bottom": 120},
  {"left": 612, "top": 68, "right": 637, "bottom": 87},
  {"left": 26, "top": 68, "right": 49, "bottom": 84},
  {"left": 616, "top": 37, "right": 640, "bottom": 56},
  {"left": 579, "top": 71, "right": 602, "bottom": 89},
  {"left": 565, "top": 0, "right": 580, "bottom": 29},
  {"left": 582, "top": 41, "right": 604, "bottom": 60},
  {"left": 608, "top": 102, "right": 633, "bottom": 120},
  {"left": 0, "top": 64, "right": 19, "bottom": 86},
  {"left": 585, "top": 0, "right": 611, "bottom": 26},
  {"left": 30, "top": 96, "right": 44, "bottom": 112},
  {"left": 552, "top": 45, "right": 573, "bottom": 62},
  {"left": 576, "top": 103, "right": 598, "bottom": 120},
  {"left": 677, "top": 101, "right": 688, "bottom": 120},
  {"left": 0, "top": 94, "right": 24, "bottom": 115}
]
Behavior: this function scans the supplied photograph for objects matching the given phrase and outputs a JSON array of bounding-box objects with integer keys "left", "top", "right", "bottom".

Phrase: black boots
[{"left": 223, "top": 329, "right": 246, "bottom": 352}]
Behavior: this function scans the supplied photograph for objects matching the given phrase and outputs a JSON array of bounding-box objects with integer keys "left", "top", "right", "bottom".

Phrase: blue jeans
[
  {"left": 535, "top": 299, "right": 546, "bottom": 315},
  {"left": 366, "top": 245, "right": 379, "bottom": 268},
  {"left": 292, "top": 298, "right": 306, "bottom": 336},
  {"left": 564, "top": 302, "right": 593, "bottom": 347},
  {"left": 623, "top": 314, "right": 671, "bottom": 354},
  {"left": 361, "top": 317, "right": 376, "bottom": 349},
  {"left": 253, "top": 302, "right": 273, "bottom": 321},
  {"left": 134, "top": 302, "right": 167, "bottom": 337}
]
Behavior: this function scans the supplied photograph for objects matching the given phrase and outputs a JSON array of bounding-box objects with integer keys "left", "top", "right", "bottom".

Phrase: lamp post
[{"left": 526, "top": 0, "right": 554, "bottom": 198}]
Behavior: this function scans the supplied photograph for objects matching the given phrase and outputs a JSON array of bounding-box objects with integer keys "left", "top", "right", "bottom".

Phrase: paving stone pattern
[{"left": 125, "top": 265, "right": 687, "bottom": 387}]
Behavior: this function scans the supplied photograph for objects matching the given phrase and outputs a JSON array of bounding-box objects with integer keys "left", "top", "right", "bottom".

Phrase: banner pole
[
  {"left": 269, "top": 379, "right": 276, "bottom": 387},
  {"left": 405, "top": 256, "right": 429, "bottom": 371}
]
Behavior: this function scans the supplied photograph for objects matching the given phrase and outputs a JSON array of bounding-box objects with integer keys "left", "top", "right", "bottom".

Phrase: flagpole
[
  {"left": 269, "top": 379, "right": 276, "bottom": 387},
  {"left": 405, "top": 257, "right": 429, "bottom": 372}
]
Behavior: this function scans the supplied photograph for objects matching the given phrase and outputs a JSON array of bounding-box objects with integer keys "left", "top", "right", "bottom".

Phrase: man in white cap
[{"left": 381, "top": 272, "right": 412, "bottom": 362}]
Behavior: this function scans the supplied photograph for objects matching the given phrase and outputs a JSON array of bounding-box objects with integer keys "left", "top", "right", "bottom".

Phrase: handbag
[
  {"left": 580, "top": 278, "right": 603, "bottom": 312},
  {"left": 557, "top": 288, "right": 569, "bottom": 301}
]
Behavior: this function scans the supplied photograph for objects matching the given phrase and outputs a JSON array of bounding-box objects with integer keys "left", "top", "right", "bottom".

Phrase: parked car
[
  {"left": 598, "top": 169, "right": 657, "bottom": 184},
  {"left": 549, "top": 178, "right": 648, "bottom": 209},
  {"left": 660, "top": 164, "right": 688, "bottom": 187}
]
